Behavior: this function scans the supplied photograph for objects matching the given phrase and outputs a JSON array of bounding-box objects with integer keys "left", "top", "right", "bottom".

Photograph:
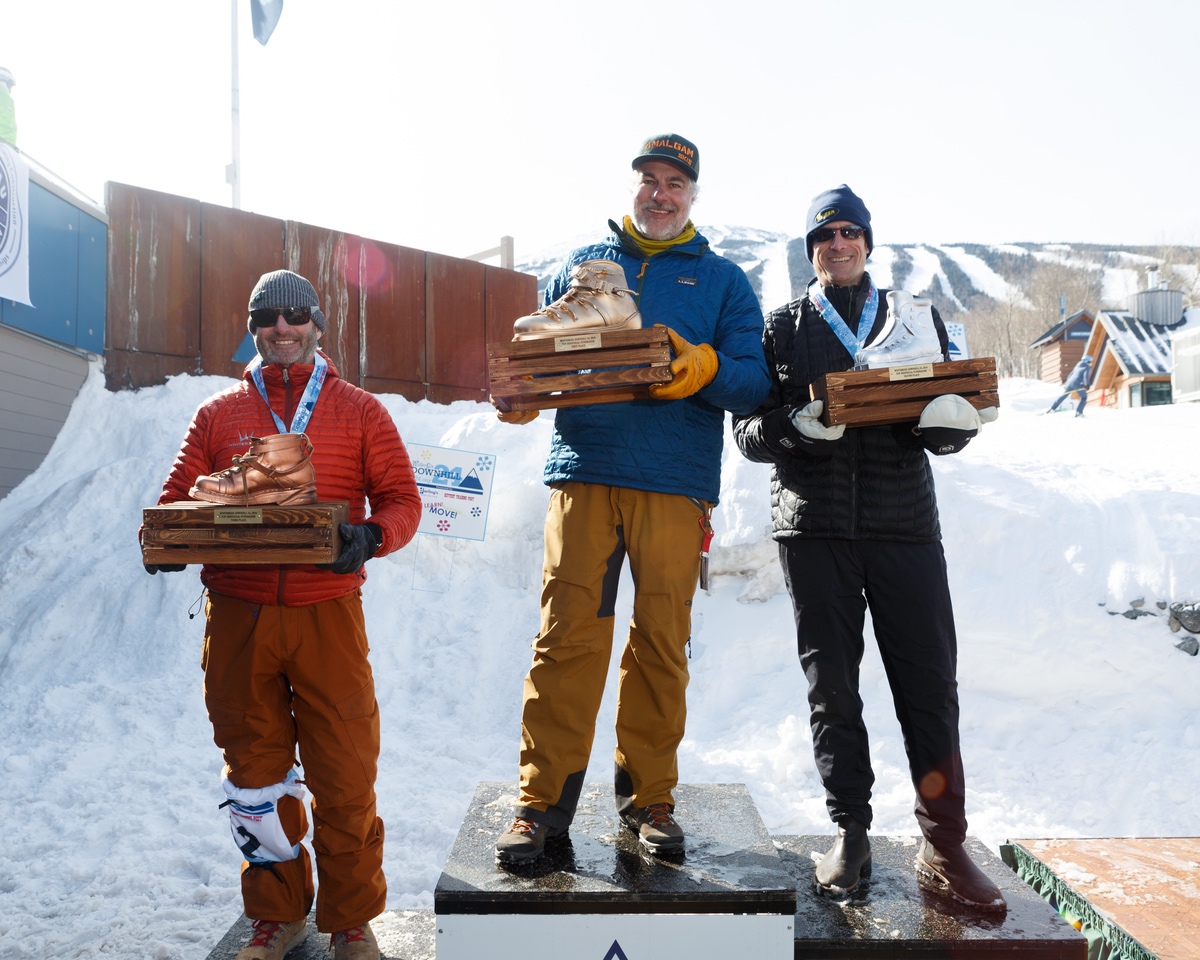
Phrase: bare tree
[
  {"left": 1024, "top": 255, "right": 1103, "bottom": 318},
  {"left": 959, "top": 251, "right": 1102, "bottom": 377},
  {"left": 1149, "top": 245, "right": 1200, "bottom": 308},
  {"left": 958, "top": 252, "right": 1040, "bottom": 377}
]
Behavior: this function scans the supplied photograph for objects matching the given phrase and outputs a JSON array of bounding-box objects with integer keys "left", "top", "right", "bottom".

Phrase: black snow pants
[{"left": 779, "top": 538, "right": 968, "bottom": 849}]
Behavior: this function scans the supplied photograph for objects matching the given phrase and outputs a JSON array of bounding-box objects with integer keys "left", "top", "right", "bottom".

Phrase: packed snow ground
[{"left": 1, "top": 370, "right": 1197, "bottom": 959}]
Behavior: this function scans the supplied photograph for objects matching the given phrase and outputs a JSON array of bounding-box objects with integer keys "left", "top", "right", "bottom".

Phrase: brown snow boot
[
  {"left": 620, "top": 803, "right": 685, "bottom": 854},
  {"left": 330, "top": 921, "right": 380, "bottom": 960},
  {"left": 512, "top": 259, "right": 641, "bottom": 340},
  {"left": 495, "top": 816, "right": 566, "bottom": 863},
  {"left": 190, "top": 433, "right": 317, "bottom": 506},
  {"left": 234, "top": 918, "right": 307, "bottom": 960},
  {"left": 915, "top": 839, "right": 1007, "bottom": 913}
]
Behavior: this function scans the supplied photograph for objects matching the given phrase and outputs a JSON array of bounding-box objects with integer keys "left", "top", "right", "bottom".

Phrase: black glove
[
  {"left": 144, "top": 563, "right": 187, "bottom": 575},
  {"left": 325, "top": 522, "right": 382, "bottom": 575}
]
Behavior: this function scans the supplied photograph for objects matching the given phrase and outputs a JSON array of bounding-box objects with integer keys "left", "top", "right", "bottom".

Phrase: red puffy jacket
[{"left": 158, "top": 354, "right": 422, "bottom": 606}]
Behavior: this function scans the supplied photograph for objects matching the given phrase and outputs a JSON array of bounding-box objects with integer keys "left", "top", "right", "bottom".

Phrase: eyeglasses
[
  {"left": 250, "top": 307, "right": 313, "bottom": 328},
  {"left": 810, "top": 226, "right": 865, "bottom": 244}
]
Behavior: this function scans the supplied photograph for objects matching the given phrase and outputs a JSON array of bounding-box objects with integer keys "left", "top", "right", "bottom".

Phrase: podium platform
[
  {"left": 204, "top": 909, "right": 435, "bottom": 960},
  {"left": 434, "top": 781, "right": 796, "bottom": 958},
  {"left": 206, "top": 783, "right": 1089, "bottom": 959},
  {"left": 777, "top": 835, "right": 1085, "bottom": 958}
]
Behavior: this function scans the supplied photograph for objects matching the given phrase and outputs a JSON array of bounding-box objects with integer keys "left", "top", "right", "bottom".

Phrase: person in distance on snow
[
  {"left": 1045, "top": 354, "right": 1092, "bottom": 417},
  {"left": 146, "top": 270, "right": 421, "bottom": 960},
  {"left": 493, "top": 133, "right": 770, "bottom": 864},
  {"left": 732, "top": 185, "right": 1006, "bottom": 912}
]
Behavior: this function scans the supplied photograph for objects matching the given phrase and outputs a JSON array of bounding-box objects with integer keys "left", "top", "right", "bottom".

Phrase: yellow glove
[
  {"left": 497, "top": 409, "right": 539, "bottom": 425},
  {"left": 648, "top": 325, "right": 719, "bottom": 400}
]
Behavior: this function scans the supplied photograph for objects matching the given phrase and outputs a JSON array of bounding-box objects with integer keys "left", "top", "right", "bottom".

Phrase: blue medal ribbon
[
  {"left": 249, "top": 352, "right": 328, "bottom": 435},
  {"left": 808, "top": 277, "right": 879, "bottom": 360}
]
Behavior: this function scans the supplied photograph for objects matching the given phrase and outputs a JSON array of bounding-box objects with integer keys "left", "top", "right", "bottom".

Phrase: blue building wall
[{"left": 0, "top": 178, "right": 106, "bottom": 354}]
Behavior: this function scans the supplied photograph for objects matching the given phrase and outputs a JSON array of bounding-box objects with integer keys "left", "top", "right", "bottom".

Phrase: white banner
[
  {"left": 0, "top": 141, "right": 31, "bottom": 307},
  {"left": 408, "top": 442, "right": 496, "bottom": 541}
]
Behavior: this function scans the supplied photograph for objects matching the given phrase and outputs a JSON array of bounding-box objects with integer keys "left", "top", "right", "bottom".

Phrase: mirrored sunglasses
[
  {"left": 811, "top": 226, "right": 865, "bottom": 243},
  {"left": 250, "top": 307, "right": 313, "bottom": 328}
]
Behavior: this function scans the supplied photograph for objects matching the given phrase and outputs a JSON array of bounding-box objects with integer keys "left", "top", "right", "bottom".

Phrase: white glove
[
  {"left": 978, "top": 405, "right": 999, "bottom": 424},
  {"left": 790, "top": 400, "right": 846, "bottom": 441},
  {"left": 916, "top": 394, "right": 982, "bottom": 433}
]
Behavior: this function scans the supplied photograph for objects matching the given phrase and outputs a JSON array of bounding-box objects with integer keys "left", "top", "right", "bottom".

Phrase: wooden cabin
[
  {"left": 1082, "top": 286, "right": 1188, "bottom": 409},
  {"left": 1029, "top": 310, "right": 1094, "bottom": 385}
]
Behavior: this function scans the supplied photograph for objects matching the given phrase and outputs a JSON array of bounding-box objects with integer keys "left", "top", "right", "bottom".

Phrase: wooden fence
[{"left": 103, "top": 182, "right": 537, "bottom": 402}]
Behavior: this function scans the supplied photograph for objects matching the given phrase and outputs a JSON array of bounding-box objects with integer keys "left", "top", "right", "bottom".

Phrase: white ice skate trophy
[
  {"left": 512, "top": 259, "right": 642, "bottom": 341},
  {"left": 854, "top": 290, "right": 942, "bottom": 370}
]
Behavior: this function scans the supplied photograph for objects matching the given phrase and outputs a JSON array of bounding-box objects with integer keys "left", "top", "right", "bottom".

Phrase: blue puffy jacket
[
  {"left": 542, "top": 221, "right": 770, "bottom": 503},
  {"left": 1063, "top": 356, "right": 1092, "bottom": 391}
]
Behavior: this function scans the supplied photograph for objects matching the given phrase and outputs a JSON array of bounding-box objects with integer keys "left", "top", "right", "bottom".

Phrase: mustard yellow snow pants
[{"left": 516, "top": 482, "right": 707, "bottom": 829}]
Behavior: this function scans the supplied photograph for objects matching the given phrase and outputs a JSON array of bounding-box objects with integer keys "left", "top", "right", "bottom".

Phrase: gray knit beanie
[{"left": 247, "top": 269, "right": 326, "bottom": 332}]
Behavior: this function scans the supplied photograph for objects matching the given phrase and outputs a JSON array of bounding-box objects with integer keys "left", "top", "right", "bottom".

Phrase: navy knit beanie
[
  {"left": 805, "top": 184, "right": 873, "bottom": 262},
  {"left": 247, "top": 269, "right": 326, "bottom": 332}
]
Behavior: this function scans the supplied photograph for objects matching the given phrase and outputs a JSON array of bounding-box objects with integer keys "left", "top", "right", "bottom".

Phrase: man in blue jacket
[
  {"left": 1046, "top": 355, "right": 1092, "bottom": 416},
  {"left": 495, "top": 133, "right": 770, "bottom": 863}
]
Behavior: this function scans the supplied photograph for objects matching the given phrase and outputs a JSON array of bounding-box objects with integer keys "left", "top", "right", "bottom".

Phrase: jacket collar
[{"left": 607, "top": 218, "right": 709, "bottom": 259}]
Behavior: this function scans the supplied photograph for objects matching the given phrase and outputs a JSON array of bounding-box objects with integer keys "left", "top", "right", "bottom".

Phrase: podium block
[
  {"left": 434, "top": 782, "right": 796, "bottom": 960},
  {"left": 778, "top": 835, "right": 1086, "bottom": 958},
  {"left": 205, "top": 910, "right": 435, "bottom": 960}
]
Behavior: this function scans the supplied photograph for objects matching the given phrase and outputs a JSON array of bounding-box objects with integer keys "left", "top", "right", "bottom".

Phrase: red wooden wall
[{"left": 103, "top": 182, "right": 537, "bottom": 402}]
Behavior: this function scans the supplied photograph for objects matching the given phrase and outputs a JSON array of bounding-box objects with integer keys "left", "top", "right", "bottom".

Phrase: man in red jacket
[{"left": 148, "top": 269, "right": 422, "bottom": 960}]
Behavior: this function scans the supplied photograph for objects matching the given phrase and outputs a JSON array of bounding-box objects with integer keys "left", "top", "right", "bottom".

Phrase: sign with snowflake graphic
[{"left": 408, "top": 443, "right": 496, "bottom": 541}]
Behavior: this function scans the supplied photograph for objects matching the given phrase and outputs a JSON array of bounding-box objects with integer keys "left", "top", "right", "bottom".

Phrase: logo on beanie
[{"left": 814, "top": 206, "right": 840, "bottom": 225}]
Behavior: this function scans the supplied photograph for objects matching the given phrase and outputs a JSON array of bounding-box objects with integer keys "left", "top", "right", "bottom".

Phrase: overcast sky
[{"left": 7, "top": 0, "right": 1198, "bottom": 263}]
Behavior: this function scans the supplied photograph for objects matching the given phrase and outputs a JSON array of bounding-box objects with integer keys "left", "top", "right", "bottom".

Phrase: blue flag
[{"left": 251, "top": 0, "right": 284, "bottom": 45}]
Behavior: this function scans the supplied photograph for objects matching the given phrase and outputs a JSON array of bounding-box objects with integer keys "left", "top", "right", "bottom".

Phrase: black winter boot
[
  {"left": 915, "top": 839, "right": 1007, "bottom": 913},
  {"left": 814, "top": 817, "right": 871, "bottom": 894}
]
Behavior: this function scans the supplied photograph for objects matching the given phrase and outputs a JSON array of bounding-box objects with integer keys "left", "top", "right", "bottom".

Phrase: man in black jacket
[{"left": 732, "top": 184, "right": 1005, "bottom": 912}]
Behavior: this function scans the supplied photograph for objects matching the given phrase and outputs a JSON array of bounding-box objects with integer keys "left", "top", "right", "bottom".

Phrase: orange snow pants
[
  {"left": 202, "top": 590, "right": 384, "bottom": 933},
  {"left": 516, "top": 482, "right": 707, "bottom": 829}
]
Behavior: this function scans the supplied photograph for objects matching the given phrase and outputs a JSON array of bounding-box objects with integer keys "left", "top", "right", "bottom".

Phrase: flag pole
[{"left": 226, "top": 0, "right": 242, "bottom": 209}]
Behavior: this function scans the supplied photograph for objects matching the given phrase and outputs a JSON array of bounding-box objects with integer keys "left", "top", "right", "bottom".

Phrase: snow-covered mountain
[{"left": 519, "top": 228, "right": 1200, "bottom": 320}]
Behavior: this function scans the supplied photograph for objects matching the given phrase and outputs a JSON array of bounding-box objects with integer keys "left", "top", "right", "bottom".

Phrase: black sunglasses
[
  {"left": 810, "top": 226, "right": 865, "bottom": 243},
  {"left": 250, "top": 307, "right": 313, "bottom": 328}
]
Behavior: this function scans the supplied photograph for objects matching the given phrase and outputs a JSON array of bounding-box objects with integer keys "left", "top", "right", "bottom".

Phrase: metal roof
[
  {"left": 1029, "top": 310, "right": 1094, "bottom": 348},
  {"left": 1094, "top": 311, "right": 1183, "bottom": 376}
]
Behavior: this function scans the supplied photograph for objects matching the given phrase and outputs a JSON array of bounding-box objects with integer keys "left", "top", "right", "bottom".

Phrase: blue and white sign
[
  {"left": 944, "top": 321, "right": 970, "bottom": 361},
  {"left": 0, "top": 142, "right": 31, "bottom": 306},
  {"left": 409, "top": 442, "right": 496, "bottom": 541}
]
